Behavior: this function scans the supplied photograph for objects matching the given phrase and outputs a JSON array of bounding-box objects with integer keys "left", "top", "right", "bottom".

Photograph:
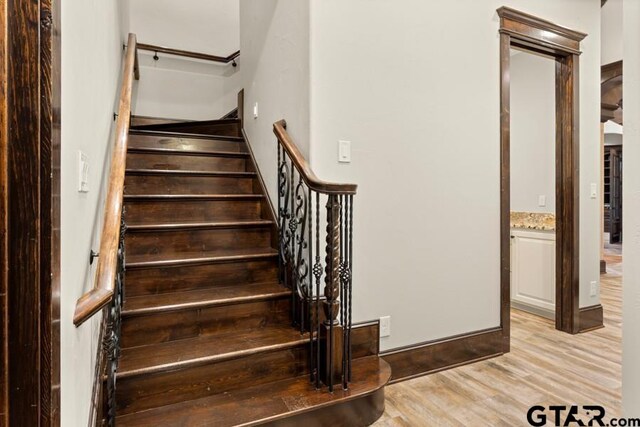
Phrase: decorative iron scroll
[
  {"left": 276, "top": 143, "right": 354, "bottom": 392},
  {"left": 104, "top": 216, "right": 126, "bottom": 426}
]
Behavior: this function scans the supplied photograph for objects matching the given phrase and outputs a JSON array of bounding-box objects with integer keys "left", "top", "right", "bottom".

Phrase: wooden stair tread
[
  {"left": 126, "top": 247, "right": 279, "bottom": 268},
  {"left": 126, "top": 220, "right": 274, "bottom": 230},
  {"left": 124, "top": 194, "right": 265, "bottom": 201},
  {"left": 115, "top": 356, "right": 390, "bottom": 427},
  {"left": 125, "top": 169, "right": 256, "bottom": 177},
  {"left": 130, "top": 129, "right": 244, "bottom": 142},
  {"left": 128, "top": 146, "right": 250, "bottom": 157},
  {"left": 123, "top": 281, "right": 289, "bottom": 316},
  {"left": 118, "top": 323, "right": 306, "bottom": 378}
]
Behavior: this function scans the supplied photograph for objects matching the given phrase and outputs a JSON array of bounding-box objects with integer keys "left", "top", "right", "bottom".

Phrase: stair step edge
[
  {"left": 126, "top": 251, "right": 279, "bottom": 269},
  {"left": 115, "top": 336, "right": 309, "bottom": 380},
  {"left": 125, "top": 169, "right": 257, "bottom": 177},
  {"left": 123, "top": 194, "right": 265, "bottom": 201},
  {"left": 130, "top": 129, "right": 244, "bottom": 142},
  {"left": 126, "top": 220, "right": 274, "bottom": 232},
  {"left": 122, "top": 288, "right": 290, "bottom": 317},
  {"left": 127, "top": 147, "right": 250, "bottom": 157}
]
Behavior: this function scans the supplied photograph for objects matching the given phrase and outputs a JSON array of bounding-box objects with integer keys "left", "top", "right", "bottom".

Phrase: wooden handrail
[
  {"left": 273, "top": 120, "right": 357, "bottom": 195},
  {"left": 137, "top": 43, "right": 240, "bottom": 64},
  {"left": 73, "top": 34, "right": 140, "bottom": 326}
]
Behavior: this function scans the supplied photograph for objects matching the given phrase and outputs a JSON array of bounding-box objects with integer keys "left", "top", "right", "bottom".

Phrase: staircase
[{"left": 108, "top": 116, "right": 390, "bottom": 426}]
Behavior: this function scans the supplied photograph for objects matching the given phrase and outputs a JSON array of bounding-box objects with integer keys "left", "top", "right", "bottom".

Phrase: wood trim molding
[
  {"left": 2, "top": 0, "right": 61, "bottom": 424},
  {"left": 499, "top": 8, "right": 584, "bottom": 338},
  {"left": 579, "top": 305, "right": 604, "bottom": 333},
  {"left": 351, "top": 321, "right": 380, "bottom": 359},
  {"left": 497, "top": 6, "right": 586, "bottom": 55},
  {"left": 381, "top": 327, "right": 504, "bottom": 384}
]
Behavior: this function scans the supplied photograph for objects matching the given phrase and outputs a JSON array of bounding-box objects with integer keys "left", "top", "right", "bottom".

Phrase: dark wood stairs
[{"left": 112, "top": 117, "right": 389, "bottom": 426}]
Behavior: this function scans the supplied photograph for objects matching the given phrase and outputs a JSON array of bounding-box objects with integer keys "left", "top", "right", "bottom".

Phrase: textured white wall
[
  {"left": 602, "top": 0, "right": 623, "bottom": 65},
  {"left": 308, "top": 0, "right": 601, "bottom": 350},
  {"left": 239, "top": 0, "right": 311, "bottom": 203},
  {"left": 60, "top": 0, "right": 127, "bottom": 424},
  {"left": 623, "top": 0, "right": 640, "bottom": 416},
  {"left": 128, "top": 0, "right": 241, "bottom": 120},
  {"left": 510, "top": 50, "right": 556, "bottom": 214}
]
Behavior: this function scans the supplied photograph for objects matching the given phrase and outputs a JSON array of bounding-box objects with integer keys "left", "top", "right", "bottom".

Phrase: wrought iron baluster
[
  {"left": 322, "top": 194, "right": 341, "bottom": 391},
  {"left": 313, "top": 193, "right": 322, "bottom": 389},
  {"left": 347, "top": 194, "right": 354, "bottom": 382}
]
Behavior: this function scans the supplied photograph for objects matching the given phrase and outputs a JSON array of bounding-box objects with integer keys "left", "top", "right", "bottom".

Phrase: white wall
[
  {"left": 510, "top": 50, "right": 556, "bottom": 214},
  {"left": 60, "top": 0, "right": 127, "bottom": 425},
  {"left": 623, "top": 0, "right": 640, "bottom": 415},
  {"left": 128, "top": 0, "right": 241, "bottom": 120},
  {"left": 239, "top": 0, "right": 311, "bottom": 203},
  {"left": 308, "top": 0, "right": 601, "bottom": 350},
  {"left": 602, "top": 0, "right": 623, "bottom": 65}
]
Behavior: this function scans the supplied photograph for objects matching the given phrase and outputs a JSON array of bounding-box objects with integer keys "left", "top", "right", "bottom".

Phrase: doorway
[{"left": 498, "top": 7, "right": 586, "bottom": 343}]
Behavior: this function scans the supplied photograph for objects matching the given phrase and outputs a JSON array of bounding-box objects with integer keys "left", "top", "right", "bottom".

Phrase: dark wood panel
[
  {"left": 133, "top": 119, "right": 242, "bottom": 137},
  {"left": 128, "top": 132, "right": 246, "bottom": 152},
  {"left": 116, "top": 344, "right": 308, "bottom": 415},
  {"left": 6, "top": 0, "right": 44, "bottom": 423},
  {"left": 125, "top": 259, "right": 279, "bottom": 297},
  {"left": 381, "top": 327, "right": 504, "bottom": 383},
  {"left": 124, "top": 197, "right": 264, "bottom": 224},
  {"left": 3, "top": 0, "right": 61, "bottom": 423},
  {"left": 125, "top": 152, "right": 247, "bottom": 172},
  {"left": 125, "top": 226, "right": 271, "bottom": 257},
  {"left": 131, "top": 115, "right": 193, "bottom": 127},
  {"left": 124, "top": 171, "right": 257, "bottom": 195},
  {"left": 579, "top": 304, "right": 604, "bottom": 333},
  {"left": 0, "top": 0, "right": 8, "bottom": 420},
  {"left": 351, "top": 321, "right": 380, "bottom": 359},
  {"left": 120, "top": 298, "right": 290, "bottom": 348}
]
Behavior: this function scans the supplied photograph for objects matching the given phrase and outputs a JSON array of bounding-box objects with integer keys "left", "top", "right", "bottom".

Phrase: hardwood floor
[{"left": 374, "top": 258, "right": 622, "bottom": 426}]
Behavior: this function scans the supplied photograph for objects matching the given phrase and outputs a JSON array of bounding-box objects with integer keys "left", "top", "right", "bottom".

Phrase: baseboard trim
[
  {"left": 579, "top": 304, "right": 604, "bottom": 333},
  {"left": 351, "top": 320, "right": 380, "bottom": 358},
  {"left": 380, "top": 327, "right": 504, "bottom": 384}
]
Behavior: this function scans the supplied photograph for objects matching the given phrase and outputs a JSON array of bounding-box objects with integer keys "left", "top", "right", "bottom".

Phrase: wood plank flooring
[{"left": 374, "top": 257, "right": 622, "bottom": 426}]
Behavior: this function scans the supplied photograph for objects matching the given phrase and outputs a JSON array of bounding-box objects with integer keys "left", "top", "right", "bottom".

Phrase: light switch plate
[
  {"left": 590, "top": 183, "right": 598, "bottom": 199},
  {"left": 253, "top": 102, "right": 259, "bottom": 119},
  {"left": 590, "top": 281, "right": 598, "bottom": 297},
  {"left": 538, "top": 195, "right": 546, "bottom": 207},
  {"left": 380, "top": 316, "right": 391, "bottom": 337},
  {"left": 78, "top": 151, "right": 89, "bottom": 193},
  {"left": 338, "top": 140, "right": 351, "bottom": 163}
]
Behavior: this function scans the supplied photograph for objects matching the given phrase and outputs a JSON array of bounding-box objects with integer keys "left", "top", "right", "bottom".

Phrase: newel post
[{"left": 320, "top": 194, "right": 343, "bottom": 389}]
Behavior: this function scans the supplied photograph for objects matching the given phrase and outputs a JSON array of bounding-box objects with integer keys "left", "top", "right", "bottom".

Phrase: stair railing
[
  {"left": 273, "top": 120, "right": 357, "bottom": 392},
  {"left": 73, "top": 33, "right": 139, "bottom": 425}
]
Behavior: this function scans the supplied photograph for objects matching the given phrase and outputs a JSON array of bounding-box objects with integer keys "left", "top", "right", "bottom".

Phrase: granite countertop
[{"left": 510, "top": 212, "right": 556, "bottom": 231}]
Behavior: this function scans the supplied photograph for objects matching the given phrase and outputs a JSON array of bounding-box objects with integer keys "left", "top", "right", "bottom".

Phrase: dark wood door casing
[
  {"left": 498, "top": 6, "right": 586, "bottom": 340},
  {"left": 1, "top": 0, "right": 61, "bottom": 425}
]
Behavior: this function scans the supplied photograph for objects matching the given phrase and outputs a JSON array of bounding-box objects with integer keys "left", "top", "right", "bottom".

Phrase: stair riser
[
  {"left": 125, "top": 260, "right": 279, "bottom": 297},
  {"left": 126, "top": 153, "right": 247, "bottom": 172},
  {"left": 149, "top": 123, "right": 241, "bottom": 137},
  {"left": 124, "top": 174, "right": 256, "bottom": 195},
  {"left": 121, "top": 298, "right": 290, "bottom": 348},
  {"left": 125, "top": 227, "right": 272, "bottom": 257},
  {"left": 116, "top": 344, "right": 308, "bottom": 415},
  {"left": 129, "top": 134, "right": 245, "bottom": 152},
  {"left": 124, "top": 199, "right": 263, "bottom": 224}
]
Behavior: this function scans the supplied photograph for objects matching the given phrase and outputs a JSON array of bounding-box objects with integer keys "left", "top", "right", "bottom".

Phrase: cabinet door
[{"left": 511, "top": 232, "right": 556, "bottom": 312}]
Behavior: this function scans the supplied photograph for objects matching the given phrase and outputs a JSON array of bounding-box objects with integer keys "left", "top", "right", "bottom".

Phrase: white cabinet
[{"left": 510, "top": 228, "right": 556, "bottom": 318}]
